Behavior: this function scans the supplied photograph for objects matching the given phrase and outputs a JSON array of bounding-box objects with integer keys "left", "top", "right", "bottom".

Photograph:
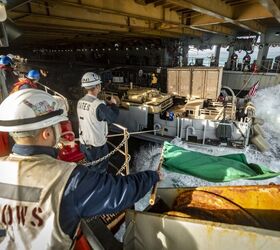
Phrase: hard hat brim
[
  {"left": 81, "top": 79, "right": 102, "bottom": 88},
  {"left": 0, "top": 115, "right": 68, "bottom": 132}
]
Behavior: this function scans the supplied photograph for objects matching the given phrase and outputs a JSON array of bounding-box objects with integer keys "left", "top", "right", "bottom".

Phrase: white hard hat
[
  {"left": 0, "top": 89, "right": 68, "bottom": 132},
  {"left": 81, "top": 72, "right": 102, "bottom": 88},
  {"left": 7, "top": 53, "right": 15, "bottom": 60},
  {"left": 52, "top": 95, "right": 69, "bottom": 116}
]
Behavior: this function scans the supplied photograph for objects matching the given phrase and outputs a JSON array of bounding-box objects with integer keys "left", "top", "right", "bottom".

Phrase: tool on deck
[{"left": 149, "top": 148, "right": 164, "bottom": 205}]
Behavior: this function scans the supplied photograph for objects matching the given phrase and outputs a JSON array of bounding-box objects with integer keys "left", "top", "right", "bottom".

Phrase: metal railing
[{"left": 107, "top": 123, "right": 130, "bottom": 175}]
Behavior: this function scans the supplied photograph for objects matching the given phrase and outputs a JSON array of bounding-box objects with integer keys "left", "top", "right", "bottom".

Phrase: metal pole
[
  {"left": 202, "top": 120, "right": 208, "bottom": 145},
  {"left": 124, "top": 129, "right": 129, "bottom": 175},
  {"left": 107, "top": 141, "right": 126, "bottom": 156},
  {"left": 107, "top": 129, "right": 162, "bottom": 138},
  {"left": 149, "top": 149, "right": 164, "bottom": 206}
]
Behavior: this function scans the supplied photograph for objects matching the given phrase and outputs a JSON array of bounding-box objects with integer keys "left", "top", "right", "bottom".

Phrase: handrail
[
  {"left": 111, "top": 123, "right": 130, "bottom": 175},
  {"left": 244, "top": 105, "right": 256, "bottom": 116},
  {"left": 185, "top": 126, "right": 195, "bottom": 142},
  {"left": 83, "top": 123, "right": 130, "bottom": 176},
  {"left": 202, "top": 120, "right": 208, "bottom": 145},
  {"left": 37, "top": 81, "right": 70, "bottom": 113},
  {"left": 221, "top": 86, "right": 236, "bottom": 120}
]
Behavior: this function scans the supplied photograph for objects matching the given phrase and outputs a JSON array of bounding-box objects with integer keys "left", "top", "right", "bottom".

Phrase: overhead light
[{"left": 0, "top": 2, "right": 7, "bottom": 22}]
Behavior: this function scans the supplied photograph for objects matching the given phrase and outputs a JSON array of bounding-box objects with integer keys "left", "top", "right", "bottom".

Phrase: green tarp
[{"left": 163, "top": 142, "right": 280, "bottom": 182}]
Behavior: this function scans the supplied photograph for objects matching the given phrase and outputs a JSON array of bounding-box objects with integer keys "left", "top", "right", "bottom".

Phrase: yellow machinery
[
  {"left": 121, "top": 88, "right": 173, "bottom": 114},
  {"left": 124, "top": 185, "right": 280, "bottom": 250},
  {"left": 101, "top": 88, "right": 173, "bottom": 114}
]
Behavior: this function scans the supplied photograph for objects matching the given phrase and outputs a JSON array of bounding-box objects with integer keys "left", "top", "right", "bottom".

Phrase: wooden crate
[{"left": 167, "top": 67, "right": 223, "bottom": 99}]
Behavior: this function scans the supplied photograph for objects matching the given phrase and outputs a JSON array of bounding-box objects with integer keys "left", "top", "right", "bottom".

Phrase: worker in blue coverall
[
  {"left": 77, "top": 72, "right": 119, "bottom": 173},
  {"left": 0, "top": 89, "right": 162, "bottom": 250}
]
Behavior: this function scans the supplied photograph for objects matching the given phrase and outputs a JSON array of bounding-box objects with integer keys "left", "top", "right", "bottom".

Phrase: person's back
[
  {"left": 0, "top": 89, "right": 160, "bottom": 249},
  {"left": 77, "top": 72, "right": 119, "bottom": 173},
  {"left": 0, "top": 153, "right": 76, "bottom": 249},
  {"left": 230, "top": 53, "right": 238, "bottom": 70},
  {"left": 242, "top": 53, "right": 251, "bottom": 71},
  {"left": 78, "top": 94, "right": 108, "bottom": 147}
]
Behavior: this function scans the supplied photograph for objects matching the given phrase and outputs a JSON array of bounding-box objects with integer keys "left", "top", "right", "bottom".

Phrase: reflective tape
[{"left": 0, "top": 183, "right": 41, "bottom": 202}]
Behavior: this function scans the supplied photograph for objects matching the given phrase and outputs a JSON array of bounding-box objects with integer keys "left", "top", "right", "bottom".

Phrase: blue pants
[{"left": 80, "top": 143, "right": 109, "bottom": 173}]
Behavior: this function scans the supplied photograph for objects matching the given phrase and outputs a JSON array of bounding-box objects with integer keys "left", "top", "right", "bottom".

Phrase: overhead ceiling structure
[{"left": 5, "top": 0, "right": 280, "bottom": 48}]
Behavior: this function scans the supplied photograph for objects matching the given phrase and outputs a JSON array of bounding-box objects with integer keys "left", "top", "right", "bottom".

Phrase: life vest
[
  {"left": 77, "top": 95, "right": 108, "bottom": 147},
  {"left": 151, "top": 75, "right": 158, "bottom": 85},
  {"left": 55, "top": 123, "right": 90, "bottom": 250},
  {"left": 10, "top": 78, "right": 38, "bottom": 94},
  {"left": 0, "top": 154, "right": 76, "bottom": 249}
]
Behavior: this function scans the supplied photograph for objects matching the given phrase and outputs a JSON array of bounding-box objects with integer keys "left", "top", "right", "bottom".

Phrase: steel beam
[
  {"left": 169, "top": 6, "right": 184, "bottom": 11},
  {"left": 11, "top": 11, "right": 204, "bottom": 39},
  {"left": 192, "top": 3, "right": 272, "bottom": 26},
  {"left": 168, "top": 0, "right": 233, "bottom": 20},
  {"left": 168, "top": 0, "right": 266, "bottom": 33},
  {"left": 154, "top": 0, "right": 167, "bottom": 7},
  {"left": 130, "top": 28, "right": 182, "bottom": 38},
  {"left": 235, "top": 3, "right": 272, "bottom": 20},
  {"left": 29, "top": 0, "right": 239, "bottom": 37},
  {"left": 17, "top": 22, "right": 156, "bottom": 41},
  {"left": 6, "top": 0, "right": 32, "bottom": 11},
  {"left": 258, "top": 0, "right": 280, "bottom": 23},
  {"left": 38, "top": 0, "right": 172, "bottom": 23},
  {"left": 11, "top": 11, "right": 129, "bottom": 29},
  {"left": 130, "top": 26, "right": 201, "bottom": 37},
  {"left": 191, "top": 24, "right": 236, "bottom": 35},
  {"left": 16, "top": 21, "right": 113, "bottom": 34},
  {"left": 191, "top": 15, "right": 223, "bottom": 26},
  {"left": 30, "top": 0, "right": 203, "bottom": 36},
  {"left": 17, "top": 20, "right": 186, "bottom": 41}
]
